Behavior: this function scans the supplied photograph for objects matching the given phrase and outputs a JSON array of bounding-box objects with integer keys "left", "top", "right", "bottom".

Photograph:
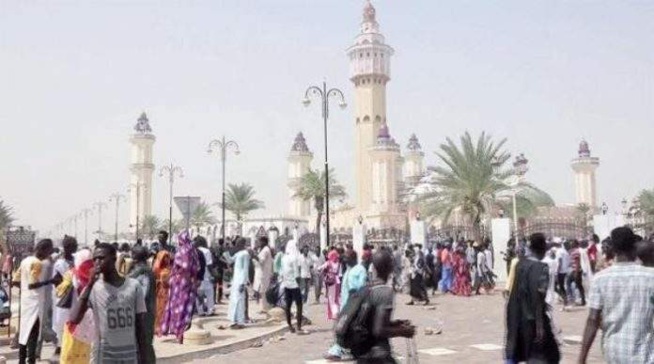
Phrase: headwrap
[{"left": 328, "top": 249, "right": 340, "bottom": 263}]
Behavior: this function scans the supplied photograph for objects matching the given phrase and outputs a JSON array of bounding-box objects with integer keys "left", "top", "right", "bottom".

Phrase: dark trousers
[
  {"left": 19, "top": 318, "right": 39, "bottom": 364},
  {"left": 284, "top": 287, "right": 303, "bottom": 329},
  {"left": 555, "top": 273, "right": 567, "bottom": 305},
  {"left": 567, "top": 271, "right": 586, "bottom": 305},
  {"left": 300, "top": 278, "right": 311, "bottom": 304}
]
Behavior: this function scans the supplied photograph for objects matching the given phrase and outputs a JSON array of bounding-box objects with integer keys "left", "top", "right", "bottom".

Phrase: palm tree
[
  {"left": 576, "top": 203, "right": 591, "bottom": 235},
  {"left": 219, "top": 183, "right": 264, "bottom": 232},
  {"left": 0, "top": 199, "right": 13, "bottom": 254},
  {"left": 292, "top": 168, "right": 347, "bottom": 233},
  {"left": 161, "top": 218, "right": 184, "bottom": 235},
  {"left": 637, "top": 189, "right": 654, "bottom": 232},
  {"left": 140, "top": 215, "right": 162, "bottom": 240},
  {"left": 190, "top": 202, "right": 217, "bottom": 231},
  {"left": 415, "top": 132, "right": 553, "bottom": 241},
  {"left": 0, "top": 200, "right": 12, "bottom": 231}
]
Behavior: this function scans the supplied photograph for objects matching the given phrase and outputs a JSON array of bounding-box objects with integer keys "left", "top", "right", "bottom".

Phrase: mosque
[
  {"left": 125, "top": 1, "right": 601, "bottom": 244},
  {"left": 287, "top": 1, "right": 423, "bottom": 234}
]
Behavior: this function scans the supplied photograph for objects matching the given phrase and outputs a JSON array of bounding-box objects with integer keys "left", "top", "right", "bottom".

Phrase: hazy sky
[{"left": 1, "top": 1, "right": 653, "bottom": 234}]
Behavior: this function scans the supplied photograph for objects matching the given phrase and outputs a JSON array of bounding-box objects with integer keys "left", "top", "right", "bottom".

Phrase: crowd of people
[
  {"left": 391, "top": 239, "right": 496, "bottom": 304},
  {"left": 504, "top": 227, "right": 654, "bottom": 364},
  {"left": 2, "top": 225, "right": 653, "bottom": 364}
]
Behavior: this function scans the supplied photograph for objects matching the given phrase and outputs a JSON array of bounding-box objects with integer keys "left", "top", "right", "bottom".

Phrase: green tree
[
  {"left": 637, "top": 188, "right": 654, "bottom": 232},
  {"left": 292, "top": 168, "right": 347, "bottom": 233},
  {"left": 190, "top": 202, "right": 217, "bottom": 231},
  {"left": 0, "top": 200, "right": 12, "bottom": 231},
  {"left": 161, "top": 218, "right": 184, "bottom": 235},
  {"left": 219, "top": 184, "right": 264, "bottom": 232},
  {"left": 417, "top": 132, "right": 553, "bottom": 241},
  {"left": 0, "top": 200, "right": 13, "bottom": 254},
  {"left": 140, "top": 215, "right": 162, "bottom": 240},
  {"left": 576, "top": 203, "right": 592, "bottom": 235}
]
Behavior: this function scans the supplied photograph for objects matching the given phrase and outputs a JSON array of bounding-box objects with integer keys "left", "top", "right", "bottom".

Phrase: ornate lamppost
[
  {"left": 208, "top": 136, "right": 240, "bottom": 243},
  {"left": 159, "top": 163, "right": 184, "bottom": 245},
  {"left": 302, "top": 82, "right": 347, "bottom": 248},
  {"left": 81, "top": 208, "right": 93, "bottom": 245},
  {"left": 511, "top": 154, "right": 529, "bottom": 240},
  {"left": 109, "top": 192, "right": 125, "bottom": 242},
  {"left": 93, "top": 201, "right": 107, "bottom": 241}
]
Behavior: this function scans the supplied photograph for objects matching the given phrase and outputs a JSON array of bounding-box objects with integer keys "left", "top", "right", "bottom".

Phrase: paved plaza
[{"left": 187, "top": 292, "right": 604, "bottom": 364}]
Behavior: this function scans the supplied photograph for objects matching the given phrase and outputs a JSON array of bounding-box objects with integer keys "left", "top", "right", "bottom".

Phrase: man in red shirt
[
  {"left": 587, "top": 234, "right": 599, "bottom": 273},
  {"left": 568, "top": 240, "right": 586, "bottom": 306}
]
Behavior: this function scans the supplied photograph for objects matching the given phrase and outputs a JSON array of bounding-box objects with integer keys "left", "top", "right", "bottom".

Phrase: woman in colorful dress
[
  {"left": 160, "top": 231, "right": 200, "bottom": 343},
  {"left": 451, "top": 249, "right": 472, "bottom": 296},
  {"left": 153, "top": 243, "right": 173, "bottom": 336},
  {"left": 318, "top": 249, "right": 341, "bottom": 320}
]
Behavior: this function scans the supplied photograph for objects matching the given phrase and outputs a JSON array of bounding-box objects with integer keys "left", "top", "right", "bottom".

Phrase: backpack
[
  {"left": 334, "top": 287, "right": 375, "bottom": 356},
  {"left": 324, "top": 263, "right": 339, "bottom": 286}
]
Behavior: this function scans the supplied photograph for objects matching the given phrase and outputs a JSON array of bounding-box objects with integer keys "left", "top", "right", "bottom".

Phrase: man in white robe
[
  {"left": 51, "top": 236, "right": 77, "bottom": 354},
  {"left": 17, "top": 239, "right": 59, "bottom": 364},
  {"left": 227, "top": 238, "right": 250, "bottom": 328},
  {"left": 252, "top": 237, "right": 273, "bottom": 313}
]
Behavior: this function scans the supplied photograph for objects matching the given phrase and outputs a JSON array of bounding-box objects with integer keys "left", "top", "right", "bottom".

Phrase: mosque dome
[
  {"left": 291, "top": 132, "right": 310, "bottom": 153},
  {"left": 407, "top": 134, "right": 422, "bottom": 151}
]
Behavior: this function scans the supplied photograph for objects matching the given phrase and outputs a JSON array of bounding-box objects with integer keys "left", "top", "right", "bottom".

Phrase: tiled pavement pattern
[{"left": 189, "top": 292, "right": 605, "bottom": 364}]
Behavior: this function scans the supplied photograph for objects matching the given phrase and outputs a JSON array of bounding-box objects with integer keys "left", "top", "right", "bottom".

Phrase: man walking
[
  {"left": 567, "top": 240, "right": 586, "bottom": 306},
  {"left": 70, "top": 243, "right": 148, "bottom": 364},
  {"left": 51, "top": 236, "right": 77, "bottom": 355},
  {"left": 252, "top": 237, "right": 273, "bottom": 313},
  {"left": 311, "top": 246, "right": 325, "bottom": 304},
  {"left": 578, "top": 227, "right": 654, "bottom": 364},
  {"left": 505, "top": 233, "right": 561, "bottom": 364},
  {"left": 298, "top": 245, "right": 313, "bottom": 304},
  {"left": 17, "top": 239, "right": 60, "bottom": 364},
  {"left": 128, "top": 245, "right": 156, "bottom": 363},
  {"left": 227, "top": 238, "right": 250, "bottom": 329},
  {"left": 194, "top": 236, "right": 215, "bottom": 316}
]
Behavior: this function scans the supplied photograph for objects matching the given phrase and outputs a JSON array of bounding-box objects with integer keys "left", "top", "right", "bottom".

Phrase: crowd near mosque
[{"left": 0, "top": 225, "right": 653, "bottom": 363}]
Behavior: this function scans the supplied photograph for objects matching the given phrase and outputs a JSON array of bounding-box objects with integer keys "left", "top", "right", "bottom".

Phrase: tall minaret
[
  {"left": 129, "top": 112, "right": 156, "bottom": 234},
  {"left": 288, "top": 132, "right": 313, "bottom": 218},
  {"left": 404, "top": 134, "right": 425, "bottom": 188},
  {"left": 347, "top": 0, "right": 394, "bottom": 215},
  {"left": 571, "top": 139, "right": 599, "bottom": 208}
]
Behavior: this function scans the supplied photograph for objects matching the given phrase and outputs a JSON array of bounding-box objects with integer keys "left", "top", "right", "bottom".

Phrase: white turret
[
  {"left": 288, "top": 132, "right": 313, "bottom": 218},
  {"left": 129, "top": 112, "right": 155, "bottom": 235},
  {"left": 404, "top": 134, "right": 424, "bottom": 188},
  {"left": 368, "top": 124, "right": 404, "bottom": 229},
  {"left": 571, "top": 139, "right": 600, "bottom": 208}
]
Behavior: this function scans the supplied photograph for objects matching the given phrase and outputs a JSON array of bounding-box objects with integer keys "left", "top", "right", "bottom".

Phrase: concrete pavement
[{"left": 188, "top": 292, "right": 605, "bottom": 364}]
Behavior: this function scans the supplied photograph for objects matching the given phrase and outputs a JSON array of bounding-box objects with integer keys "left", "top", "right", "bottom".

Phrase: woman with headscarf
[
  {"left": 59, "top": 248, "right": 95, "bottom": 364},
  {"left": 407, "top": 250, "right": 430, "bottom": 305},
  {"left": 160, "top": 231, "right": 200, "bottom": 343},
  {"left": 318, "top": 249, "right": 341, "bottom": 320},
  {"left": 152, "top": 242, "right": 173, "bottom": 336},
  {"left": 451, "top": 248, "right": 472, "bottom": 296}
]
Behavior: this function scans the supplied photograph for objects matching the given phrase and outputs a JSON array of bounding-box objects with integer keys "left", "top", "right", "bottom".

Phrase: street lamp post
[
  {"left": 160, "top": 163, "right": 184, "bottom": 245},
  {"left": 93, "top": 201, "right": 107, "bottom": 241},
  {"left": 109, "top": 193, "right": 125, "bottom": 243},
  {"left": 128, "top": 182, "right": 146, "bottom": 240},
  {"left": 81, "top": 208, "right": 93, "bottom": 246},
  {"left": 511, "top": 154, "right": 529, "bottom": 241},
  {"left": 302, "top": 81, "right": 347, "bottom": 248},
  {"left": 208, "top": 136, "right": 240, "bottom": 243}
]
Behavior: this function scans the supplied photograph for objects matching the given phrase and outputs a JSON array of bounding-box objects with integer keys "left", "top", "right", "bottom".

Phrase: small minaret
[
  {"left": 369, "top": 124, "right": 403, "bottom": 217},
  {"left": 288, "top": 132, "right": 313, "bottom": 218},
  {"left": 404, "top": 134, "right": 424, "bottom": 188},
  {"left": 348, "top": 0, "right": 395, "bottom": 215},
  {"left": 571, "top": 139, "right": 599, "bottom": 208},
  {"left": 129, "top": 112, "right": 156, "bottom": 234}
]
